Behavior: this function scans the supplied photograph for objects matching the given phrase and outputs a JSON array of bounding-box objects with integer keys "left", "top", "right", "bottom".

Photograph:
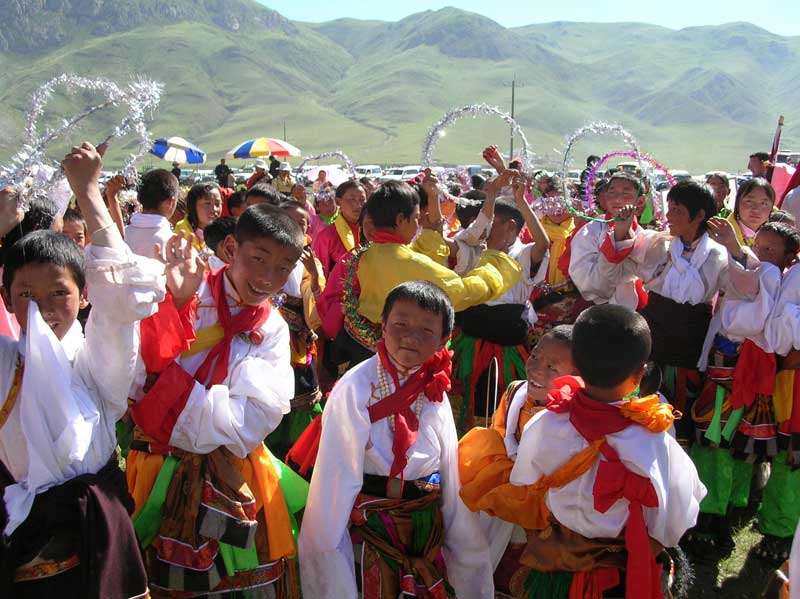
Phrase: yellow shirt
[
  {"left": 174, "top": 218, "right": 205, "bottom": 251},
  {"left": 356, "top": 241, "right": 521, "bottom": 323}
]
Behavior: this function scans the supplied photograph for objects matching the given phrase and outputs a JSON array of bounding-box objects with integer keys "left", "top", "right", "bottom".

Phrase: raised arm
[
  {"left": 512, "top": 173, "right": 549, "bottom": 268},
  {"left": 61, "top": 142, "right": 124, "bottom": 249}
]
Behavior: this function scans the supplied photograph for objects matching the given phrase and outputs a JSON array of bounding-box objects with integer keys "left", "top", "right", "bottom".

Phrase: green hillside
[{"left": 0, "top": 1, "right": 798, "bottom": 174}]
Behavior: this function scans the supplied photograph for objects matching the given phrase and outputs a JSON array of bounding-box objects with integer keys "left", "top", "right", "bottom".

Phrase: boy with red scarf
[
  {"left": 126, "top": 204, "right": 304, "bottom": 598},
  {"left": 507, "top": 305, "right": 705, "bottom": 598},
  {"left": 299, "top": 281, "right": 493, "bottom": 598}
]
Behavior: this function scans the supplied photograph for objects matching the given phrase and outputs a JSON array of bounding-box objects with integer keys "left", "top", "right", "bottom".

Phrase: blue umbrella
[{"left": 150, "top": 136, "right": 206, "bottom": 165}]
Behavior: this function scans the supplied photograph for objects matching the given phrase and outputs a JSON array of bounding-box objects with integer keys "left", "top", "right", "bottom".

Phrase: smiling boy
[{"left": 126, "top": 203, "right": 306, "bottom": 597}]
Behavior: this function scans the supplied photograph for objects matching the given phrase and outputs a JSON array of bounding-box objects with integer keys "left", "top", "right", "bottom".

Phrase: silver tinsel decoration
[
  {"left": 421, "top": 104, "right": 534, "bottom": 170},
  {"left": 558, "top": 122, "right": 641, "bottom": 211},
  {"left": 297, "top": 150, "right": 357, "bottom": 180},
  {"left": 0, "top": 74, "right": 163, "bottom": 212}
]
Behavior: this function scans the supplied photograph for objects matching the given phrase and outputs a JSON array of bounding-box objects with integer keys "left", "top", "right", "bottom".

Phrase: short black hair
[
  {"left": 186, "top": 183, "right": 219, "bottom": 229},
  {"left": 666, "top": 180, "right": 717, "bottom": 232},
  {"left": 572, "top": 304, "right": 651, "bottom": 388},
  {"left": 138, "top": 169, "right": 179, "bottom": 211},
  {"left": 62, "top": 207, "right": 85, "bottom": 227},
  {"left": 494, "top": 199, "right": 524, "bottom": 234},
  {"left": 203, "top": 216, "right": 237, "bottom": 253},
  {"left": 366, "top": 181, "right": 419, "bottom": 228},
  {"left": 0, "top": 196, "right": 59, "bottom": 267},
  {"left": 543, "top": 324, "right": 573, "bottom": 345},
  {"left": 227, "top": 190, "right": 245, "bottom": 212},
  {"left": 768, "top": 209, "right": 795, "bottom": 227},
  {"left": 335, "top": 180, "right": 366, "bottom": 199},
  {"left": 734, "top": 177, "right": 776, "bottom": 220},
  {"left": 471, "top": 174, "right": 486, "bottom": 190},
  {"left": 2, "top": 230, "right": 86, "bottom": 291},
  {"left": 587, "top": 155, "right": 600, "bottom": 166},
  {"left": 455, "top": 191, "right": 484, "bottom": 228},
  {"left": 280, "top": 199, "right": 310, "bottom": 218},
  {"left": 758, "top": 221, "right": 800, "bottom": 256},
  {"left": 705, "top": 172, "right": 730, "bottom": 190},
  {"left": 235, "top": 204, "right": 305, "bottom": 254},
  {"left": 750, "top": 152, "right": 770, "bottom": 161},
  {"left": 381, "top": 280, "right": 454, "bottom": 339},
  {"left": 245, "top": 183, "right": 282, "bottom": 206}
]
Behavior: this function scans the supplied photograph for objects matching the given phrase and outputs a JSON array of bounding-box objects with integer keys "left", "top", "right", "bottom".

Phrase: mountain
[{"left": 0, "top": 1, "right": 798, "bottom": 173}]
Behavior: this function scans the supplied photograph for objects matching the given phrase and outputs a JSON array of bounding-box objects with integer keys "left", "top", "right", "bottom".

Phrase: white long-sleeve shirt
[
  {"left": 699, "top": 261, "right": 781, "bottom": 370},
  {"left": 299, "top": 355, "right": 494, "bottom": 599},
  {"left": 124, "top": 212, "right": 174, "bottom": 260},
  {"left": 568, "top": 221, "right": 641, "bottom": 310},
  {"left": 130, "top": 273, "right": 294, "bottom": 457},
  {"left": 766, "top": 264, "right": 800, "bottom": 357},
  {"left": 511, "top": 407, "right": 706, "bottom": 548},
  {"left": 0, "top": 243, "right": 166, "bottom": 534}
]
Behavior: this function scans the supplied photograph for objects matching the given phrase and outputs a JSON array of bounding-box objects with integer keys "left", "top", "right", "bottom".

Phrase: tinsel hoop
[
  {"left": 583, "top": 149, "right": 675, "bottom": 226},
  {"left": 297, "top": 150, "right": 357, "bottom": 181},
  {"left": 421, "top": 104, "right": 533, "bottom": 170},
  {"left": 0, "top": 74, "right": 163, "bottom": 212},
  {"left": 558, "top": 122, "right": 642, "bottom": 224}
]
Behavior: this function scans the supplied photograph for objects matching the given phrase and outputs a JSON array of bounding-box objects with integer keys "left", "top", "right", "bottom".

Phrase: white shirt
[
  {"left": 299, "top": 355, "right": 494, "bottom": 599},
  {"left": 568, "top": 221, "right": 640, "bottom": 310},
  {"left": 0, "top": 244, "right": 165, "bottom": 534},
  {"left": 511, "top": 407, "right": 706, "bottom": 548},
  {"left": 486, "top": 239, "right": 548, "bottom": 324},
  {"left": 130, "top": 274, "right": 294, "bottom": 457},
  {"left": 766, "top": 264, "right": 800, "bottom": 357},
  {"left": 124, "top": 212, "right": 174, "bottom": 260}
]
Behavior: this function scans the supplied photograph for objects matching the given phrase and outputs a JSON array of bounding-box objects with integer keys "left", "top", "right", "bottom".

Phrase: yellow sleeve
[
  {"left": 357, "top": 244, "right": 521, "bottom": 322},
  {"left": 410, "top": 229, "right": 450, "bottom": 266},
  {"left": 300, "top": 260, "right": 325, "bottom": 331}
]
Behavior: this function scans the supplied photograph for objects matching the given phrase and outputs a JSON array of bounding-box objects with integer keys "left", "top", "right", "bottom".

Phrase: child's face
[
  {"left": 196, "top": 189, "right": 222, "bottom": 229},
  {"left": 603, "top": 179, "right": 641, "bottom": 217},
  {"left": 753, "top": 229, "right": 793, "bottom": 269},
  {"left": 525, "top": 336, "right": 575, "bottom": 405},
  {"left": 316, "top": 195, "right": 337, "bottom": 218},
  {"left": 338, "top": 187, "right": 366, "bottom": 224},
  {"left": 738, "top": 188, "right": 773, "bottom": 232},
  {"left": 487, "top": 216, "right": 516, "bottom": 251},
  {"left": 666, "top": 200, "right": 705, "bottom": 239},
  {"left": 395, "top": 205, "right": 421, "bottom": 244},
  {"left": 229, "top": 237, "right": 301, "bottom": 306},
  {"left": 284, "top": 205, "right": 310, "bottom": 234},
  {"left": 62, "top": 221, "right": 86, "bottom": 248},
  {"left": 706, "top": 176, "right": 729, "bottom": 207},
  {"left": 382, "top": 299, "right": 445, "bottom": 371},
  {"left": 2, "top": 263, "right": 86, "bottom": 340}
]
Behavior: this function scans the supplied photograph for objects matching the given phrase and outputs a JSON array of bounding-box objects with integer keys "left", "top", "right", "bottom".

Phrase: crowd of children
[{"left": 0, "top": 138, "right": 799, "bottom": 599}]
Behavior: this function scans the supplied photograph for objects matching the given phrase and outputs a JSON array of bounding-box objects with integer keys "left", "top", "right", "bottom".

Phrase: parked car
[
  {"left": 381, "top": 165, "right": 423, "bottom": 182},
  {"left": 355, "top": 165, "right": 383, "bottom": 179}
]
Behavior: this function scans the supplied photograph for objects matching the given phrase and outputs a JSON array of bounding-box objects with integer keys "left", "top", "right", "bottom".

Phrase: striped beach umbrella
[
  {"left": 150, "top": 136, "right": 206, "bottom": 164},
  {"left": 225, "top": 138, "right": 301, "bottom": 159}
]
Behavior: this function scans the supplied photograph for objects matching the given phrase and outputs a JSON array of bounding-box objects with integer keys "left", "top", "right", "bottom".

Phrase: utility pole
[
  {"left": 283, "top": 121, "right": 287, "bottom": 141},
  {"left": 509, "top": 73, "right": 516, "bottom": 160}
]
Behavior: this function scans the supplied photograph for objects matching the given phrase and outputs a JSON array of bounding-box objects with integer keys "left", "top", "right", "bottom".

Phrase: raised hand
[
  {"left": 614, "top": 205, "right": 637, "bottom": 241},
  {"left": 158, "top": 232, "right": 207, "bottom": 309},
  {"left": 707, "top": 216, "right": 744, "bottom": 259},
  {"left": 62, "top": 142, "right": 103, "bottom": 199}
]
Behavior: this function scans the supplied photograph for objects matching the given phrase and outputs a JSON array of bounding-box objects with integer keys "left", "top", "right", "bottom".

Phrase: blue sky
[{"left": 262, "top": 0, "right": 799, "bottom": 36}]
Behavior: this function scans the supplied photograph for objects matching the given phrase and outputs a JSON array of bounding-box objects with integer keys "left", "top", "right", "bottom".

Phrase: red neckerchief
[
  {"left": 371, "top": 340, "right": 452, "bottom": 489},
  {"left": 193, "top": 267, "right": 270, "bottom": 388},
  {"left": 372, "top": 231, "right": 406, "bottom": 245},
  {"left": 546, "top": 376, "right": 663, "bottom": 599}
]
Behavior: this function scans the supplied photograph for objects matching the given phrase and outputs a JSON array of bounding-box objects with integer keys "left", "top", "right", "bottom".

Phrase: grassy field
[{"left": 1, "top": 7, "right": 799, "bottom": 174}]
